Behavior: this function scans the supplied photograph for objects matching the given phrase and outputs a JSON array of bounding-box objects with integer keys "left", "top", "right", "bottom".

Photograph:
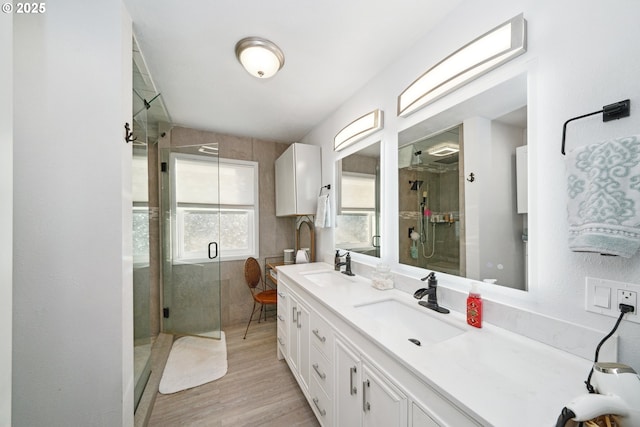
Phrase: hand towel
[
  {"left": 566, "top": 134, "right": 640, "bottom": 257},
  {"left": 315, "top": 194, "right": 331, "bottom": 228}
]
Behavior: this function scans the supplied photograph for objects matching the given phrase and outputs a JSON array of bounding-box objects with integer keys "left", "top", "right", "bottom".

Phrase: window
[
  {"left": 172, "top": 154, "right": 259, "bottom": 261},
  {"left": 335, "top": 172, "right": 376, "bottom": 249},
  {"left": 132, "top": 151, "right": 150, "bottom": 264}
]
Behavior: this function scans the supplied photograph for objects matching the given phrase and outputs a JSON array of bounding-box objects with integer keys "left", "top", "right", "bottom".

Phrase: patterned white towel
[{"left": 566, "top": 135, "right": 640, "bottom": 257}]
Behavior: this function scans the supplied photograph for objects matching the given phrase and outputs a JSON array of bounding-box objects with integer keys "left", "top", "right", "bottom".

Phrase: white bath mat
[{"left": 159, "top": 332, "right": 227, "bottom": 394}]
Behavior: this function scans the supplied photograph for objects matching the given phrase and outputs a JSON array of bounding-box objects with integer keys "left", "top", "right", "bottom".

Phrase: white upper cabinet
[{"left": 275, "top": 143, "right": 321, "bottom": 216}]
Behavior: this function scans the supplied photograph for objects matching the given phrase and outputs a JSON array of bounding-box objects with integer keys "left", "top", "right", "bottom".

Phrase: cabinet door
[
  {"left": 288, "top": 293, "right": 301, "bottom": 373},
  {"left": 362, "top": 364, "right": 407, "bottom": 427},
  {"left": 288, "top": 292, "right": 310, "bottom": 392},
  {"left": 298, "top": 302, "right": 310, "bottom": 392},
  {"left": 275, "top": 145, "right": 296, "bottom": 216},
  {"left": 335, "top": 338, "right": 362, "bottom": 427}
]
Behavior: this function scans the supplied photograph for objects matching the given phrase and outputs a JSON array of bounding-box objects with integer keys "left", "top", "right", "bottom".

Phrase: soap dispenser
[{"left": 466, "top": 282, "right": 483, "bottom": 328}]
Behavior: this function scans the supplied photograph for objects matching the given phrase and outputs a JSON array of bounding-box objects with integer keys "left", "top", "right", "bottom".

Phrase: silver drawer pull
[
  {"left": 312, "top": 397, "right": 326, "bottom": 417},
  {"left": 312, "top": 363, "right": 326, "bottom": 380},
  {"left": 362, "top": 379, "right": 370, "bottom": 412},
  {"left": 277, "top": 337, "right": 285, "bottom": 346},
  {"left": 292, "top": 307, "right": 297, "bottom": 323},
  {"left": 312, "top": 329, "right": 326, "bottom": 343},
  {"left": 277, "top": 291, "right": 286, "bottom": 298},
  {"left": 350, "top": 366, "right": 357, "bottom": 395},
  {"left": 277, "top": 314, "right": 284, "bottom": 322}
]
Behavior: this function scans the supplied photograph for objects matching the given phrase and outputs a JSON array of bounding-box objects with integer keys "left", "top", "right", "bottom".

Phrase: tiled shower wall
[{"left": 398, "top": 167, "right": 461, "bottom": 275}]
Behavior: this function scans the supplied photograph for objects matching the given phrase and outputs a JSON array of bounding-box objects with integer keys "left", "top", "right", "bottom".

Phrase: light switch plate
[
  {"left": 586, "top": 277, "right": 640, "bottom": 324},
  {"left": 593, "top": 285, "right": 611, "bottom": 308}
]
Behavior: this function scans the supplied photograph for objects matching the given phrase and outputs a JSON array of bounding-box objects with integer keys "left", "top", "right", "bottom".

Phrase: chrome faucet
[
  {"left": 413, "top": 272, "right": 449, "bottom": 314},
  {"left": 334, "top": 250, "right": 355, "bottom": 276}
]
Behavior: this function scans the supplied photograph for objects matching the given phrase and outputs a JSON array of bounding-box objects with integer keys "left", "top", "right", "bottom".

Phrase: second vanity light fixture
[
  {"left": 235, "top": 37, "right": 285, "bottom": 79},
  {"left": 334, "top": 109, "right": 384, "bottom": 151},
  {"left": 398, "top": 13, "right": 527, "bottom": 117}
]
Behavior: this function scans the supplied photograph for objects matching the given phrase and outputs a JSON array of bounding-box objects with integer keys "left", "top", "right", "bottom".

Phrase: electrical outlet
[
  {"left": 618, "top": 289, "right": 637, "bottom": 313},
  {"left": 585, "top": 277, "right": 640, "bottom": 324}
]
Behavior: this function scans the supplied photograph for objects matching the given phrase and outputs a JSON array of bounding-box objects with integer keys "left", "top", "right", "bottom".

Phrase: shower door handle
[
  {"left": 371, "top": 235, "right": 381, "bottom": 248},
  {"left": 208, "top": 242, "right": 218, "bottom": 259}
]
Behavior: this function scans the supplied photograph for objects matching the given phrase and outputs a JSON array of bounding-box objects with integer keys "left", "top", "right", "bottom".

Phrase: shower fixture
[
  {"left": 411, "top": 150, "right": 423, "bottom": 166},
  {"left": 409, "top": 180, "right": 423, "bottom": 191}
]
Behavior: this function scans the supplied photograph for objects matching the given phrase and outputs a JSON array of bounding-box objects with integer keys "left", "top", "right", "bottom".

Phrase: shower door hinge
[
  {"left": 161, "top": 162, "right": 168, "bottom": 172},
  {"left": 163, "top": 307, "right": 170, "bottom": 318}
]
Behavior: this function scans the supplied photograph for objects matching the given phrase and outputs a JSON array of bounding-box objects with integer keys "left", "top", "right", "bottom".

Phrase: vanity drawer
[
  {"left": 277, "top": 288, "right": 288, "bottom": 320},
  {"left": 276, "top": 329, "right": 287, "bottom": 360},
  {"left": 310, "top": 346, "right": 333, "bottom": 398},
  {"left": 310, "top": 375, "right": 333, "bottom": 427},
  {"left": 310, "top": 312, "right": 333, "bottom": 357}
]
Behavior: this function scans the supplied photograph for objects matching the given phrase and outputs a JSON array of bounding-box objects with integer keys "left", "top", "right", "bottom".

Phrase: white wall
[
  {"left": 1, "top": 10, "right": 12, "bottom": 427},
  {"left": 13, "top": 1, "right": 133, "bottom": 425},
  {"left": 303, "top": 0, "right": 640, "bottom": 368}
]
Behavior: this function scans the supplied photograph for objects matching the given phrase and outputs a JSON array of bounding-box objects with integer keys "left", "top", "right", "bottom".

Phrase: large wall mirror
[
  {"left": 335, "top": 141, "right": 381, "bottom": 258},
  {"left": 398, "top": 73, "right": 528, "bottom": 291}
]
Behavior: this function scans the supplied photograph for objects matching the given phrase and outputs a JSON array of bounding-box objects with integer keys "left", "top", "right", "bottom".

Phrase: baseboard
[{"left": 134, "top": 333, "right": 173, "bottom": 427}]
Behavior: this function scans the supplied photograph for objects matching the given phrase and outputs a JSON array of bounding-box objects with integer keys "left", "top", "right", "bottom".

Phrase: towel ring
[{"left": 561, "top": 99, "right": 630, "bottom": 155}]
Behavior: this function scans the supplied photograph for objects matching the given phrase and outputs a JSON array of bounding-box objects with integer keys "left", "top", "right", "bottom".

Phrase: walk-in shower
[{"left": 399, "top": 126, "right": 462, "bottom": 276}]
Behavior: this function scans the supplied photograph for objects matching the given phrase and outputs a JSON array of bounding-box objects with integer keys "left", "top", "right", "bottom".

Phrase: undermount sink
[
  {"left": 301, "top": 270, "right": 357, "bottom": 287},
  {"left": 354, "top": 299, "right": 465, "bottom": 345}
]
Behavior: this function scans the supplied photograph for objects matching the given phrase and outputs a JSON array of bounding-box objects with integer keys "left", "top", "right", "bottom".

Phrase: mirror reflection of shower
[{"left": 399, "top": 125, "right": 463, "bottom": 276}]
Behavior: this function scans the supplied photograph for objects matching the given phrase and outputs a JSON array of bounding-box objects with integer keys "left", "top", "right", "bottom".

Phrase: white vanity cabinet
[
  {"left": 335, "top": 337, "right": 407, "bottom": 427},
  {"left": 278, "top": 270, "right": 478, "bottom": 427},
  {"left": 275, "top": 142, "right": 321, "bottom": 216}
]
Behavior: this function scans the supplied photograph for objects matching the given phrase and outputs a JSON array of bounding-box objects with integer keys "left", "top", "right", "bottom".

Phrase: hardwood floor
[{"left": 148, "top": 319, "right": 320, "bottom": 427}]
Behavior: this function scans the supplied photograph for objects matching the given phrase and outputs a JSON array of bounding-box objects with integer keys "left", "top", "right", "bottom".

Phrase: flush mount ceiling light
[
  {"left": 235, "top": 37, "right": 285, "bottom": 79},
  {"left": 334, "top": 109, "right": 384, "bottom": 151},
  {"left": 398, "top": 13, "right": 526, "bottom": 117},
  {"left": 427, "top": 142, "right": 459, "bottom": 156}
]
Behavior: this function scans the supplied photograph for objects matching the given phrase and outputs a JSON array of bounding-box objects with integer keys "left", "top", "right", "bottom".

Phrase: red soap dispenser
[{"left": 466, "top": 283, "right": 482, "bottom": 328}]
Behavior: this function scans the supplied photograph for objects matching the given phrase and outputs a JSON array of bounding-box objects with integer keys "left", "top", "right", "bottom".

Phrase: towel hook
[
  {"left": 319, "top": 184, "right": 331, "bottom": 196},
  {"left": 561, "top": 99, "right": 630, "bottom": 155}
]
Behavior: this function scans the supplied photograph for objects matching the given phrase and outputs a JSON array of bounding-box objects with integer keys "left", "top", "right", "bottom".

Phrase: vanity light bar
[
  {"left": 334, "top": 109, "right": 384, "bottom": 152},
  {"left": 398, "top": 13, "right": 527, "bottom": 117}
]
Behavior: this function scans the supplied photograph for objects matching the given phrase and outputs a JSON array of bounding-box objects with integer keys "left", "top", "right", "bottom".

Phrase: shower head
[
  {"left": 409, "top": 180, "right": 423, "bottom": 191},
  {"left": 412, "top": 150, "right": 423, "bottom": 166}
]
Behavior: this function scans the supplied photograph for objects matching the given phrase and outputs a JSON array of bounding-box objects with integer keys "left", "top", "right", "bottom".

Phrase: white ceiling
[{"left": 124, "top": 0, "right": 463, "bottom": 143}]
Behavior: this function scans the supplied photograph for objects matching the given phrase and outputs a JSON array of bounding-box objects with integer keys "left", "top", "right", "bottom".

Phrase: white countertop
[{"left": 278, "top": 262, "right": 592, "bottom": 426}]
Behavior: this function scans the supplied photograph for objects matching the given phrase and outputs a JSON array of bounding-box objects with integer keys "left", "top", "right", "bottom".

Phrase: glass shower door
[
  {"left": 160, "top": 144, "right": 222, "bottom": 340},
  {"left": 132, "top": 105, "right": 152, "bottom": 410}
]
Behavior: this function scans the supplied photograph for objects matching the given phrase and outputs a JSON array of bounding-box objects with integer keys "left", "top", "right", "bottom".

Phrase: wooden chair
[{"left": 243, "top": 257, "right": 277, "bottom": 339}]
